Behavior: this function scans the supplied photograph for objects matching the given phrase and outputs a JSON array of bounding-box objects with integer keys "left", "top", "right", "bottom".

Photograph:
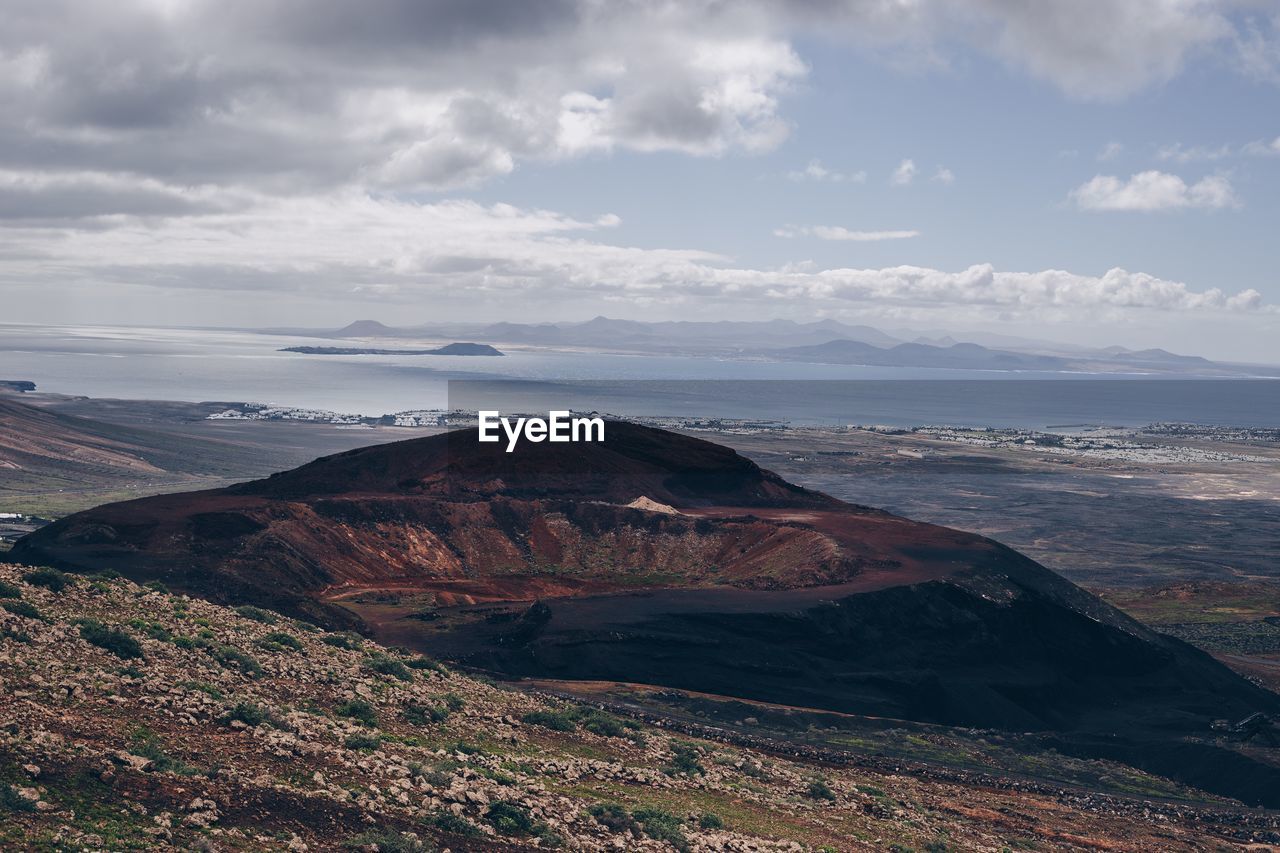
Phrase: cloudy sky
[{"left": 2, "top": 1, "right": 1279, "bottom": 361}]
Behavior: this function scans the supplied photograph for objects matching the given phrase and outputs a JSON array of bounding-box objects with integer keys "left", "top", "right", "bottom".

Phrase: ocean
[{"left": 2, "top": 323, "right": 1277, "bottom": 429}]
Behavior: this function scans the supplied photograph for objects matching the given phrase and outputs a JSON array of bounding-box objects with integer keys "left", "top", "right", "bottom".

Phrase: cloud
[
  {"left": 0, "top": 1, "right": 1274, "bottom": 206},
  {"left": 1243, "top": 135, "right": 1280, "bottom": 156},
  {"left": 0, "top": 191, "right": 1266, "bottom": 321},
  {"left": 1069, "top": 170, "right": 1239, "bottom": 211},
  {"left": 931, "top": 166, "right": 955, "bottom": 185},
  {"left": 1098, "top": 141, "right": 1124, "bottom": 161},
  {"left": 775, "top": 225, "right": 920, "bottom": 241},
  {"left": 891, "top": 159, "right": 917, "bottom": 186},
  {"left": 786, "top": 159, "right": 865, "bottom": 183},
  {"left": 1156, "top": 142, "right": 1234, "bottom": 162}
]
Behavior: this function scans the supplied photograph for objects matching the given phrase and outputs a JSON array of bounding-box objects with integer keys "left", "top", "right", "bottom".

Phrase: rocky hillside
[{"left": 5, "top": 563, "right": 1278, "bottom": 852}]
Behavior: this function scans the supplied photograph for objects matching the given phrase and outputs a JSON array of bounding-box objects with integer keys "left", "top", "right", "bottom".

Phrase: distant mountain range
[
  {"left": 280, "top": 342, "right": 503, "bottom": 356},
  {"left": 255, "top": 317, "right": 1278, "bottom": 376}
]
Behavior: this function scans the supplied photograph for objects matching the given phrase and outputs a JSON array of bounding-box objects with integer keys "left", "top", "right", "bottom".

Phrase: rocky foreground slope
[{"left": 4, "top": 563, "right": 1280, "bottom": 852}]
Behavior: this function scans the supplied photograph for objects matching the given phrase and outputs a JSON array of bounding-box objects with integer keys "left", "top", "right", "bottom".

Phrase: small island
[
  {"left": 0, "top": 380, "right": 36, "bottom": 393},
  {"left": 280, "top": 342, "right": 503, "bottom": 356}
]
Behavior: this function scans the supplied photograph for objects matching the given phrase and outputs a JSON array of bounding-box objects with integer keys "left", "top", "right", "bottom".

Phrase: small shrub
[
  {"left": 364, "top": 653, "right": 413, "bottom": 682},
  {"left": 344, "top": 731, "right": 381, "bottom": 752},
  {"left": 142, "top": 580, "right": 169, "bottom": 594},
  {"left": 442, "top": 692, "right": 465, "bottom": 712},
  {"left": 23, "top": 567, "right": 68, "bottom": 592},
  {"left": 522, "top": 710, "right": 575, "bottom": 731},
  {"left": 257, "top": 632, "right": 303, "bottom": 652},
  {"left": 634, "top": 808, "right": 689, "bottom": 852},
  {"left": 699, "top": 812, "right": 724, "bottom": 829},
  {"left": 79, "top": 619, "right": 143, "bottom": 659},
  {"left": 172, "top": 635, "right": 199, "bottom": 649},
  {"left": 665, "top": 741, "right": 705, "bottom": 777},
  {"left": 223, "top": 701, "right": 273, "bottom": 728},
  {"left": 1, "top": 782, "right": 36, "bottom": 812},
  {"left": 128, "top": 725, "right": 197, "bottom": 775},
  {"left": 233, "top": 605, "right": 277, "bottom": 624},
  {"left": 0, "top": 581, "right": 22, "bottom": 598},
  {"left": 536, "top": 827, "right": 565, "bottom": 848},
  {"left": 578, "top": 710, "right": 626, "bottom": 738},
  {"left": 2, "top": 600, "right": 44, "bottom": 621},
  {"left": 180, "top": 681, "right": 223, "bottom": 700},
  {"left": 208, "top": 644, "right": 262, "bottom": 677},
  {"left": 340, "top": 830, "right": 420, "bottom": 852},
  {"left": 335, "top": 699, "right": 378, "bottom": 727},
  {"left": 588, "top": 802, "right": 637, "bottom": 834},
  {"left": 127, "top": 619, "right": 172, "bottom": 642},
  {"left": 807, "top": 779, "right": 837, "bottom": 801},
  {"left": 404, "top": 655, "right": 444, "bottom": 673},
  {"left": 403, "top": 702, "right": 448, "bottom": 726},
  {"left": 293, "top": 619, "right": 321, "bottom": 633},
  {"left": 485, "top": 800, "right": 534, "bottom": 836},
  {"left": 322, "top": 633, "right": 360, "bottom": 650},
  {"left": 452, "top": 740, "right": 484, "bottom": 756},
  {"left": 426, "top": 810, "right": 481, "bottom": 837}
]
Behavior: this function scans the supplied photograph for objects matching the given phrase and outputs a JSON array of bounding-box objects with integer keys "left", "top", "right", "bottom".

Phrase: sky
[{"left": 1, "top": 0, "right": 1279, "bottom": 361}]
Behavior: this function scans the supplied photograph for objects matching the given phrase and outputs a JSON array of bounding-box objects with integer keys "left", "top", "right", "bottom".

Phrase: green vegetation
[
  {"left": 340, "top": 830, "right": 421, "bottom": 852},
  {"left": 807, "top": 779, "right": 837, "bottom": 801},
  {"left": 206, "top": 643, "right": 262, "bottom": 677},
  {"left": 335, "top": 699, "right": 378, "bottom": 727},
  {"left": 256, "top": 631, "right": 303, "bottom": 652},
  {"left": 78, "top": 620, "right": 143, "bottom": 659},
  {"left": 23, "top": 567, "right": 68, "bottom": 593},
  {"left": 223, "top": 701, "right": 277, "bottom": 728},
  {"left": 0, "top": 581, "right": 22, "bottom": 598},
  {"left": 588, "top": 802, "right": 638, "bottom": 833},
  {"left": 633, "top": 807, "right": 690, "bottom": 851},
  {"left": 232, "top": 605, "right": 277, "bottom": 624},
  {"left": 699, "top": 812, "right": 724, "bottom": 829},
  {"left": 403, "top": 702, "right": 449, "bottom": 726},
  {"left": 127, "top": 726, "right": 198, "bottom": 775},
  {"left": 441, "top": 692, "right": 465, "bottom": 712},
  {"left": 1, "top": 782, "right": 36, "bottom": 813},
  {"left": 404, "top": 654, "right": 445, "bottom": 673},
  {"left": 485, "top": 800, "right": 534, "bottom": 836},
  {"left": 2, "top": 600, "right": 44, "bottom": 621},
  {"left": 521, "top": 704, "right": 642, "bottom": 742},
  {"left": 522, "top": 709, "right": 576, "bottom": 731},
  {"left": 322, "top": 633, "right": 361, "bottom": 650},
  {"left": 142, "top": 580, "right": 169, "bottom": 594},
  {"left": 665, "top": 741, "right": 705, "bottom": 777},
  {"left": 344, "top": 732, "right": 381, "bottom": 752},
  {"left": 364, "top": 653, "right": 413, "bottom": 681},
  {"left": 126, "top": 619, "right": 172, "bottom": 642},
  {"left": 424, "top": 809, "right": 481, "bottom": 837}
]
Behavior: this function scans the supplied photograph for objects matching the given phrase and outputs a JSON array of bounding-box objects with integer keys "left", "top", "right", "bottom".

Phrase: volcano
[{"left": 13, "top": 422, "right": 1280, "bottom": 803}]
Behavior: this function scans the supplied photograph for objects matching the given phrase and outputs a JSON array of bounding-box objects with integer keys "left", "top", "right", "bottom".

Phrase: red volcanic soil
[{"left": 11, "top": 422, "right": 984, "bottom": 622}]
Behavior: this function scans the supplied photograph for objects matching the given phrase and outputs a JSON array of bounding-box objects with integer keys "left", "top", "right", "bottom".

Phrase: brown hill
[{"left": 12, "top": 422, "right": 1280, "bottom": 805}]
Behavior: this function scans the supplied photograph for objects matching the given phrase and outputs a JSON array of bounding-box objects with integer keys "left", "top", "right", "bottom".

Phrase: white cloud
[
  {"left": 1156, "top": 142, "right": 1234, "bottom": 163},
  {"left": 0, "top": 191, "right": 1266, "bottom": 321},
  {"left": 786, "top": 159, "right": 865, "bottom": 183},
  {"left": 1069, "top": 170, "right": 1239, "bottom": 211},
  {"left": 931, "top": 166, "right": 955, "bottom": 185},
  {"left": 1243, "top": 135, "right": 1280, "bottom": 156},
  {"left": 891, "top": 159, "right": 917, "bottom": 186},
  {"left": 775, "top": 225, "right": 920, "bottom": 241},
  {"left": 1098, "top": 141, "right": 1124, "bottom": 161}
]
